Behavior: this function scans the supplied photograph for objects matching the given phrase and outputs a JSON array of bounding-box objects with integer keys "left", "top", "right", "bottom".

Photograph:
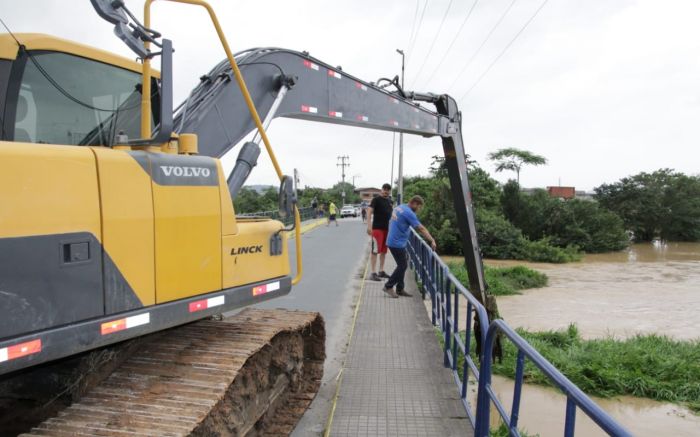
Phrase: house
[
  {"left": 355, "top": 187, "right": 382, "bottom": 202},
  {"left": 547, "top": 186, "right": 576, "bottom": 200},
  {"left": 522, "top": 186, "right": 595, "bottom": 201}
]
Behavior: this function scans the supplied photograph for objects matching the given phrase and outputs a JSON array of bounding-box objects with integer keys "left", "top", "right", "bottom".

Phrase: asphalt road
[{"left": 253, "top": 217, "right": 370, "bottom": 436}]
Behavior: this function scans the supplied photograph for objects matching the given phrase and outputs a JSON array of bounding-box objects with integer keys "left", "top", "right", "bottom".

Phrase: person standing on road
[
  {"left": 383, "top": 195, "right": 437, "bottom": 298},
  {"left": 361, "top": 206, "right": 367, "bottom": 223},
  {"left": 327, "top": 201, "right": 339, "bottom": 227},
  {"left": 366, "top": 184, "right": 393, "bottom": 281},
  {"left": 311, "top": 196, "right": 319, "bottom": 218}
]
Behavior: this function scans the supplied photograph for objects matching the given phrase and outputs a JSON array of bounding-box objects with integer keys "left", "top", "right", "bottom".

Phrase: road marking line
[{"left": 286, "top": 218, "right": 326, "bottom": 240}]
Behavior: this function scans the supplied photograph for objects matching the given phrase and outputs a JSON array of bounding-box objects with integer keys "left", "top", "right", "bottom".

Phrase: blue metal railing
[
  {"left": 406, "top": 229, "right": 631, "bottom": 437},
  {"left": 475, "top": 320, "right": 632, "bottom": 437},
  {"left": 407, "top": 230, "right": 488, "bottom": 424}
]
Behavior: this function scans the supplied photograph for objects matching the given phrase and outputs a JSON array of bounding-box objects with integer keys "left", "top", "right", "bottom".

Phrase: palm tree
[{"left": 487, "top": 147, "right": 547, "bottom": 184}]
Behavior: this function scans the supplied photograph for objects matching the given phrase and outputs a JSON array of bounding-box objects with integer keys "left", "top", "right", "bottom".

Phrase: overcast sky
[{"left": 3, "top": 0, "right": 699, "bottom": 191}]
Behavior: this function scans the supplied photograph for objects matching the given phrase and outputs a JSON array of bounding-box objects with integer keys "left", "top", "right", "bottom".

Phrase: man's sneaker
[
  {"left": 369, "top": 272, "right": 382, "bottom": 282},
  {"left": 396, "top": 289, "right": 412, "bottom": 297},
  {"left": 383, "top": 286, "right": 398, "bottom": 298},
  {"left": 378, "top": 271, "right": 390, "bottom": 279}
]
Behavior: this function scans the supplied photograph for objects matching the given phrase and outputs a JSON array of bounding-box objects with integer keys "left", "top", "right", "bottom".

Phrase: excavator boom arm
[{"left": 175, "top": 48, "right": 492, "bottom": 315}]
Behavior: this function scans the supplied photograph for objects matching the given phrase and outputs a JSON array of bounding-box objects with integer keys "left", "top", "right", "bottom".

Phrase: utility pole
[
  {"left": 337, "top": 155, "right": 350, "bottom": 205},
  {"left": 396, "top": 48, "right": 405, "bottom": 205}
]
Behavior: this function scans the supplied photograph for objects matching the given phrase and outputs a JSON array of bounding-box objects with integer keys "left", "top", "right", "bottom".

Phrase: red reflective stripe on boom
[{"left": 303, "top": 60, "right": 319, "bottom": 70}]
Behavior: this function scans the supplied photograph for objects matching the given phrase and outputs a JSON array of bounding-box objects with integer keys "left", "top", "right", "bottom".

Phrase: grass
[
  {"left": 455, "top": 324, "right": 700, "bottom": 413},
  {"left": 448, "top": 262, "right": 548, "bottom": 296},
  {"left": 490, "top": 423, "right": 539, "bottom": 437}
]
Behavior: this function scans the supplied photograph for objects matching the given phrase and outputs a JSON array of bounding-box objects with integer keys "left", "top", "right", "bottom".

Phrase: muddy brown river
[
  {"left": 494, "top": 242, "right": 700, "bottom": 340},
  {"left": 443, "top": 242, "right": 700, "bottom": 436}
]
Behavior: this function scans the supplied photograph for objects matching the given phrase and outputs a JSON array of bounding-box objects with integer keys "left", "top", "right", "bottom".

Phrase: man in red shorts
[{"left": 366, "top": 183, "right": 393, "bottom": 281}]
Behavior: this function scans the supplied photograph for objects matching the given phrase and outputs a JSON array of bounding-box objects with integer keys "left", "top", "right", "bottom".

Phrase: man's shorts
[
  {"left": 371, "top": 229, "right": 388, "bottom": 254},
  {"left": 329, "top": 214, "right": 337, "bottom": 221}
]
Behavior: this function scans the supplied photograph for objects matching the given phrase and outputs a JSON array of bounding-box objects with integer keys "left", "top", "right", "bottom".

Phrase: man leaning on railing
[{"left": 383, "top": 195, "right": 437, "bottom": 299}]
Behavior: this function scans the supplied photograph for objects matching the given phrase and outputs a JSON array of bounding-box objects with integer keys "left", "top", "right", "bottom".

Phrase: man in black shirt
[{"left": 366, "top": 183, "right": 393, "bottom": 281}]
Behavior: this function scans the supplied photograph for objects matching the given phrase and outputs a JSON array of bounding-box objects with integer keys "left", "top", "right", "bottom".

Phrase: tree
[
  {"left": 403, "top": 158, "right": 580, "bottom": 261},
  {"left": 595, "top": 169, "right": 700, "bottom": 241},
  {"left": 488, "top": 147, "right": 547, "bottom": 184}
]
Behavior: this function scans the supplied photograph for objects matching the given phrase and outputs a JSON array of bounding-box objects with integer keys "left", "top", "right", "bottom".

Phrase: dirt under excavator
[{"left": 0, "top": 0, "right": 497, "bottom": 435}]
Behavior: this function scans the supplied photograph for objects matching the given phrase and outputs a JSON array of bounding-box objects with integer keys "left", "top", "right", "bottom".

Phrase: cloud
[{"left": 2, "top": 0, "right": 698, "bottom": 191}]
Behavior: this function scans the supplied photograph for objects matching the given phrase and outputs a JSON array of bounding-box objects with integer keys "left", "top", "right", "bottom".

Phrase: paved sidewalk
[{"left": 329, "top": 260, "right": 473, "bottom": 437}]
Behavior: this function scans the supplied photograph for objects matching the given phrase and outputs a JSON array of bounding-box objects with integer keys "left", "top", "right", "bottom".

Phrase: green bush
[
  {"left": 487, "top": 265, "right": 549, "bottom": 291},
  {"left": 475, "top": 209, "right": 581, "bottom": 263},
  {"left": 449, "top": 262, "right": 548, "bottom": 296},
  {"left": 519, "top": 238, "right": 581, "bottom": 263}
]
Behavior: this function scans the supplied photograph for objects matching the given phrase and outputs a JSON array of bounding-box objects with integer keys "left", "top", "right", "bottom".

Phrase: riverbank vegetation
[
  {"left": 404, "top": 155, "right": 700, "bottom": 261},
  {"left": 595, "top": 169, "right": 700, "bottom": 242},
  {"left": 404, "top": 157, "right": 626, "bottom": 262},
  {"left": 449, "top": 262, "right": 548, "bottom": 296},
  {"left": 465, "top": 325, "right": 700, "bottom": 413}
]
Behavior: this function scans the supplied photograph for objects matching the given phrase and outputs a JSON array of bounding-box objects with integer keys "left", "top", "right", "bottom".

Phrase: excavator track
[{"left": 17, "top": 308, "right": 325, "bottom": 437}]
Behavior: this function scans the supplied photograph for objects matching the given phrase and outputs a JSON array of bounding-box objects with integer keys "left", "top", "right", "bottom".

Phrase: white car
[{"left": 340, "top": 205, "right": 356, "bottom": 218}]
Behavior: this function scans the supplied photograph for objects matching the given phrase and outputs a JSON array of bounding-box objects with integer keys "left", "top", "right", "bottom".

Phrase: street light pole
[{"left": 396, "top": 48, "right": 405, "bottom": 205}]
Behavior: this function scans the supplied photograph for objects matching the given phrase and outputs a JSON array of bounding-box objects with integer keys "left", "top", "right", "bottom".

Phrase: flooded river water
[
  {"left": 494, "top": 241, "right": 700, "bottom": 340},
  {"left": 442, "top": 242, "right": 700, "bottom": 436}
]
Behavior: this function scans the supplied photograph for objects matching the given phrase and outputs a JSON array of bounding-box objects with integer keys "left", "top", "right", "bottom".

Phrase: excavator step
[{"left": 18, "top": 308, "right": 325, "bottom": 437}]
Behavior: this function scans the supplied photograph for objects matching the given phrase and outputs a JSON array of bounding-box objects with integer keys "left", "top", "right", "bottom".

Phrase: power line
[
  {"left": 406, "top": 0, "right": 429, "bottom": 65},
  {"left": 406, "top": 0, "right": 420, "bottom": 50},
  {"left": 459, "top": 0, "right": 550, "bottom": 102},
  {"left": 447, "top": 0, "right": 519, "bottom": 92},
  {"left": 410, "top": 0, "right": 454, "bottom": 87},
  {"left": 421, "top": 0, "right": 481, "bottom": 88}
]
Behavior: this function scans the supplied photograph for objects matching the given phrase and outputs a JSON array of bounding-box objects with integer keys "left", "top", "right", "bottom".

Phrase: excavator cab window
[{"left": 4, "top": 51, "right": 158, "bottom": 146}]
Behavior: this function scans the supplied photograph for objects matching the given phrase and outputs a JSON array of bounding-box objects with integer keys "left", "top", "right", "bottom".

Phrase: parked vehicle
[{"left": 340, "top": 205, "right": 357, "bottom": 218}]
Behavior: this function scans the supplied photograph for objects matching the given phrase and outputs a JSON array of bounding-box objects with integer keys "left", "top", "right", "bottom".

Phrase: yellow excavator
[{"left": 0, "top": 0, "right": 496, "bottom": 435}]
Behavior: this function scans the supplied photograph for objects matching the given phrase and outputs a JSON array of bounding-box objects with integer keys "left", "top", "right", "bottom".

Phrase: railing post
[
  {"left": 475, "top": 323, "right": 497, "bottom": 437},
  {"left": 510, "top": 350, "right": 525, "bottom": 432},
  {"left": 443, "top": 276, "right": 452, "bottom": 368},
  {"left": 462, "top": 301, "right": 472, "bottom": 399},
  {"left": 564, "top": 398, "right": 577, "bottom": 437},
  {"left": 451, "top": 266, "right": 458, "bottom": 372}
]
